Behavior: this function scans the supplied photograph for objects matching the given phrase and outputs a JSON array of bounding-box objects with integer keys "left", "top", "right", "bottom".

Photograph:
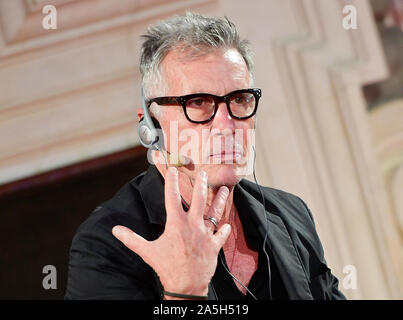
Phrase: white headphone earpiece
[{"left": 138, "top": 88, "right": 161, "bottom": 150}]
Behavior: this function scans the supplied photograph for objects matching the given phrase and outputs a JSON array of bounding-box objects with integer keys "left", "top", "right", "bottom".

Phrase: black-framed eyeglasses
[{"left": 147, "top": 88, "right": 262, "bottom": 124}]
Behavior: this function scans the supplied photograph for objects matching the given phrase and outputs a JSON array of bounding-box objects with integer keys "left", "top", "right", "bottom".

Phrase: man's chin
[{"left": 207, "top": 164, "right": 243, "bottom": 188}]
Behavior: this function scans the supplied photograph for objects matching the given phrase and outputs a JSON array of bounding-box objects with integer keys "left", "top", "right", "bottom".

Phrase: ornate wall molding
[
  {"left": 268, "top": 0, "right": 401, "bottom": 298},
  {"left": 0, "top": 0, "right": 215, "bottom": 56},
  {"left": 0, "top": 0, "right": 217, "bottom": 185},
  {"left": 369, "top": 98, "right": 403, "bottom": 236}
]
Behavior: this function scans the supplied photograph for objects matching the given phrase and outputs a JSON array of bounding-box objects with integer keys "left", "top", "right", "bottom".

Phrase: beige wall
[{"left": 0, "top": 0, "right": 402, "bottom": 299}]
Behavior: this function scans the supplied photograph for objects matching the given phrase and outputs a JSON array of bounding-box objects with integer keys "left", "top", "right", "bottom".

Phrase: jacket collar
[
  {"left": 136, "top": 165, "right": 313, "bottom": 299},
  {"left": 136, "top": 165, "right": 166, "bottom": 226},
  {"left": 235, "top": 183, "right": 313, "bottom": 300}
]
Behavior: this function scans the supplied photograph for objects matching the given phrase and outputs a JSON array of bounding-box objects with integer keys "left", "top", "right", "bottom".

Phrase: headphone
[
  {"left": 138, "top": 88, "right": 163, "bottom": 151},
  {"left": 138, "top": 88, "right": 190, "bottom": 167}
]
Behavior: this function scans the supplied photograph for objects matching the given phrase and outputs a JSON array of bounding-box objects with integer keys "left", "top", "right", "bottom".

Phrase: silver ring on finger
[{"left": 204, "top": 216, "right": 218, "bottom": 231}]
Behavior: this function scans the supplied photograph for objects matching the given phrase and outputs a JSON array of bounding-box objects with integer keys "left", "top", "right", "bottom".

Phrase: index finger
[{"left": 164, "top": 167, "right": 183, "bottom": 223}]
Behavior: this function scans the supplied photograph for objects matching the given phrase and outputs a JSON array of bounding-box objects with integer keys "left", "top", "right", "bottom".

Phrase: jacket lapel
[{"left": 235, "top": 184, "right": 313, "bottom": 300}]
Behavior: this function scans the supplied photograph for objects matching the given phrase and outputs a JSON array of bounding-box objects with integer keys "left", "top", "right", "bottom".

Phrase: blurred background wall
[{"left": 0, "top": 0, "right": 402, "bottom": 299}]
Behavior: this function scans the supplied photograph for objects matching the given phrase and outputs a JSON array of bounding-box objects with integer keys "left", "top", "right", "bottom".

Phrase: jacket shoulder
[
  {"left": 239, "top": 179, "right": 329, "bottom": 277},
  {"left": 65, "top": 173, "right": 160, "bottom": 299},
  {"left": 239, "top": 179, "right": 316, "bottom": 226}
]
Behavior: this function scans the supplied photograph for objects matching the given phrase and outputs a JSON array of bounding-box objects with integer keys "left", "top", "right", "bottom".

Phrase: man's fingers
[
  {"left": 112, "top": 225, "right": 151, "bottom": 262},
  {"left": 213, "top": 224, "right": 231, "bottom": 249},
  {"left": 164, "top": 167, "right": 183, "bottom": 224},
  {"left": 189, "top": 171, "right": 208, "bottom": 220},
  {"left": 204, "top": 186, "right": 229, "bottom": 232}
]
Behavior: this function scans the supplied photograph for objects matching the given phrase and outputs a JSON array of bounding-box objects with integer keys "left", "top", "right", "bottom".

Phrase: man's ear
[{"left": 137, "top": 107, "right": 144, "bottom": 121}]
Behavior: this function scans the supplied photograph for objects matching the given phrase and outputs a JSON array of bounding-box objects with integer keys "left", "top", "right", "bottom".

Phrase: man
[{"left": 65, "top": 12, "right": 345, "bottom": 300}]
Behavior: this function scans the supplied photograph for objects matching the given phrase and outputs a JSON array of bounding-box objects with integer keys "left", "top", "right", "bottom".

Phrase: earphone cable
[
  {"left": 219, "top": 252, "right": 258, "bottom": 300},
  {"left": 252, "top": 145, "right": 272, "bottom": 300}
]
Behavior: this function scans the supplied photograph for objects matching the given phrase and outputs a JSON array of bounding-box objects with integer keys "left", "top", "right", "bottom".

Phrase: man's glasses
[{"left": 147, "top": 88, "right": 261, "bottom": 124}]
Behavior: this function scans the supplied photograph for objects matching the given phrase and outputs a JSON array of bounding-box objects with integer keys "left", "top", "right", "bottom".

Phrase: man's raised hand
[{"left": 112, "top": 167, "right": 231, "bottom": 297}]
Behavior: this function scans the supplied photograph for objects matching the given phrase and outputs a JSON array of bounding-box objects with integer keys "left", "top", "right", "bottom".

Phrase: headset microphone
[
  {"left": 169, "top": 153, "right": 191, "bottom": 167},
  {"left": 138, "top": 87, "right": 191, "bottom": 209},
  {"left": 138, "top": 88, "right": 192, "bottom": 168}
]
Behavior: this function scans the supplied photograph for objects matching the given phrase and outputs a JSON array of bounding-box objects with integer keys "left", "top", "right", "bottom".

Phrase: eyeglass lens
[{"left": 185, "top": 92, "right": 256, "bottom": 121}]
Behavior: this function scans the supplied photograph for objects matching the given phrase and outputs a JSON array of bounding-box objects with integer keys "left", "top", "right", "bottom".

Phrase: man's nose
[{"left": 211, "top": 102, "right": 235, "bottom": 131}]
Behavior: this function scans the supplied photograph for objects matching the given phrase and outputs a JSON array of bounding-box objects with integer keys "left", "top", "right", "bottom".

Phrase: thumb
[
  {"left": 213, "top": 224, "right": 231, "bottom": 250},
  {"left": 112, "top": 225, "right": 151, "bottom": 261}
]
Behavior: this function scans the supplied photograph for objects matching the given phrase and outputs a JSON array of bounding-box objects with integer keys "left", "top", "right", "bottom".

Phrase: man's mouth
[{"left": 209, "top": 151, "right": 243, "bottom": 162}]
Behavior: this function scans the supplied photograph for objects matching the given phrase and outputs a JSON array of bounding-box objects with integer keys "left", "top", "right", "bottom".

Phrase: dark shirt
[
  {"left": 65, "top": 165, "right": 346, "bottom": 300},
  {"left": 212, "top": 188, "right": 288, "bottom": 300}
]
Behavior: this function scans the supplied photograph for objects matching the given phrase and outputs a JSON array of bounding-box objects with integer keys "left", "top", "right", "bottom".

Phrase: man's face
[{"left": 155, "top": 47, "right": 255, "bottom": 188}]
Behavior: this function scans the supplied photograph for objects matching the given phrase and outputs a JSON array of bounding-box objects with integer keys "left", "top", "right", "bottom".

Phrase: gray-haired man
[{"left": 65, "top": 12, "right": 345, "bottom": 300}]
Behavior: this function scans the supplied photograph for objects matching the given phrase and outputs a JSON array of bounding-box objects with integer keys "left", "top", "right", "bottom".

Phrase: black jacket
[{"left": 65, "top": 165, "right": 346, "bottom": 300}]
